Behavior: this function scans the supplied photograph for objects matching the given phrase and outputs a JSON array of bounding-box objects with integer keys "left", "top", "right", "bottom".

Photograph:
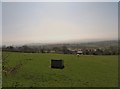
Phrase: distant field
[{"left": 2, "top": 52, "right": 118, "bottom": 87}]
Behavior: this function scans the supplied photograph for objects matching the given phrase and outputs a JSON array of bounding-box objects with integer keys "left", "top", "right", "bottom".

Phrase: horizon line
[{"left": 2, "top": 39, "right": 118, "bottom": 46}]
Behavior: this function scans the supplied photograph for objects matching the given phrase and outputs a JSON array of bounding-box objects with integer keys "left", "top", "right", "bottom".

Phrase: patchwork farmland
[{"left": 2, "top": 52, "right": 118, "bottom": 87}]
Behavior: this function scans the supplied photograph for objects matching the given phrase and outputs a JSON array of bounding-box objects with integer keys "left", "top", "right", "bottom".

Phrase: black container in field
[{"left": 51, "top": 59, "right": 64, "bottom": 69}]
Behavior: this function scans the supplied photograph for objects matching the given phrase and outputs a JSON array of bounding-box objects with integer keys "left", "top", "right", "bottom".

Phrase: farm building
[
  {"left": 50, "top": 50, "right": 55, "bottom": 53},
  {"left": 77, "top": 50, "right": 83, "bottom": 55}
]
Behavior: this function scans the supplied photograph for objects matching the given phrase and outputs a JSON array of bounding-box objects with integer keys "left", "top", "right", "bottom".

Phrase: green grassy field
[{"left": 2, "top": 52, "right": 118, "bottom": 87}]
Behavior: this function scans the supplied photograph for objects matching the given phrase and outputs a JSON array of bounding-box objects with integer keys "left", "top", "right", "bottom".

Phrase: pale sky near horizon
[{"left": 2, "top": 2, "right": 118, "bottom": 45}]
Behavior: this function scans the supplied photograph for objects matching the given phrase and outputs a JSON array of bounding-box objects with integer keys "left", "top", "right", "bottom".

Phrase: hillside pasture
[{"left": 2, "top": 52, "right": 118, "bottom": 87}]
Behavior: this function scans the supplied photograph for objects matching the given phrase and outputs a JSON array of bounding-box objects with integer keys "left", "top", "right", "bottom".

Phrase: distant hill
[
  {"left": 78, "top": 40, "right": 118, "bottom": 48},
  {"left": 27, "top": 40, "right": 118, "bottom": 49}
]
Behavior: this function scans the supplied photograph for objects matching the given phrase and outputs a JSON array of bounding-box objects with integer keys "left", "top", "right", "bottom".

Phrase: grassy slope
[{"left": 2, "top": 52, "right": 118, "bottom": 87}]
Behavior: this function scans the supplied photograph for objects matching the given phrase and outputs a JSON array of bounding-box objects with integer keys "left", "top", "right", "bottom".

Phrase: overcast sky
[{"left": 2, "top": 2, "right": 118, "bottom": 45}]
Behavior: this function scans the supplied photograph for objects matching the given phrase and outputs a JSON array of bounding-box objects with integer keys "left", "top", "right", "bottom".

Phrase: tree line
[{"left": 2, "top": 45, "right": 119, "bottom": 55}]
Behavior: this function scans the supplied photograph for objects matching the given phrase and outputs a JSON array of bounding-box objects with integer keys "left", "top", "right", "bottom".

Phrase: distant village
[{"left": 2, "top": 43, "right": 119, "bottom": 55}]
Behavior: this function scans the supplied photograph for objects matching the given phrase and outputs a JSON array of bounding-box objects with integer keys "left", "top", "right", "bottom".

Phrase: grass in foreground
[{"left": 2, "top": 52, "right": 118, "bottom": 87}]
